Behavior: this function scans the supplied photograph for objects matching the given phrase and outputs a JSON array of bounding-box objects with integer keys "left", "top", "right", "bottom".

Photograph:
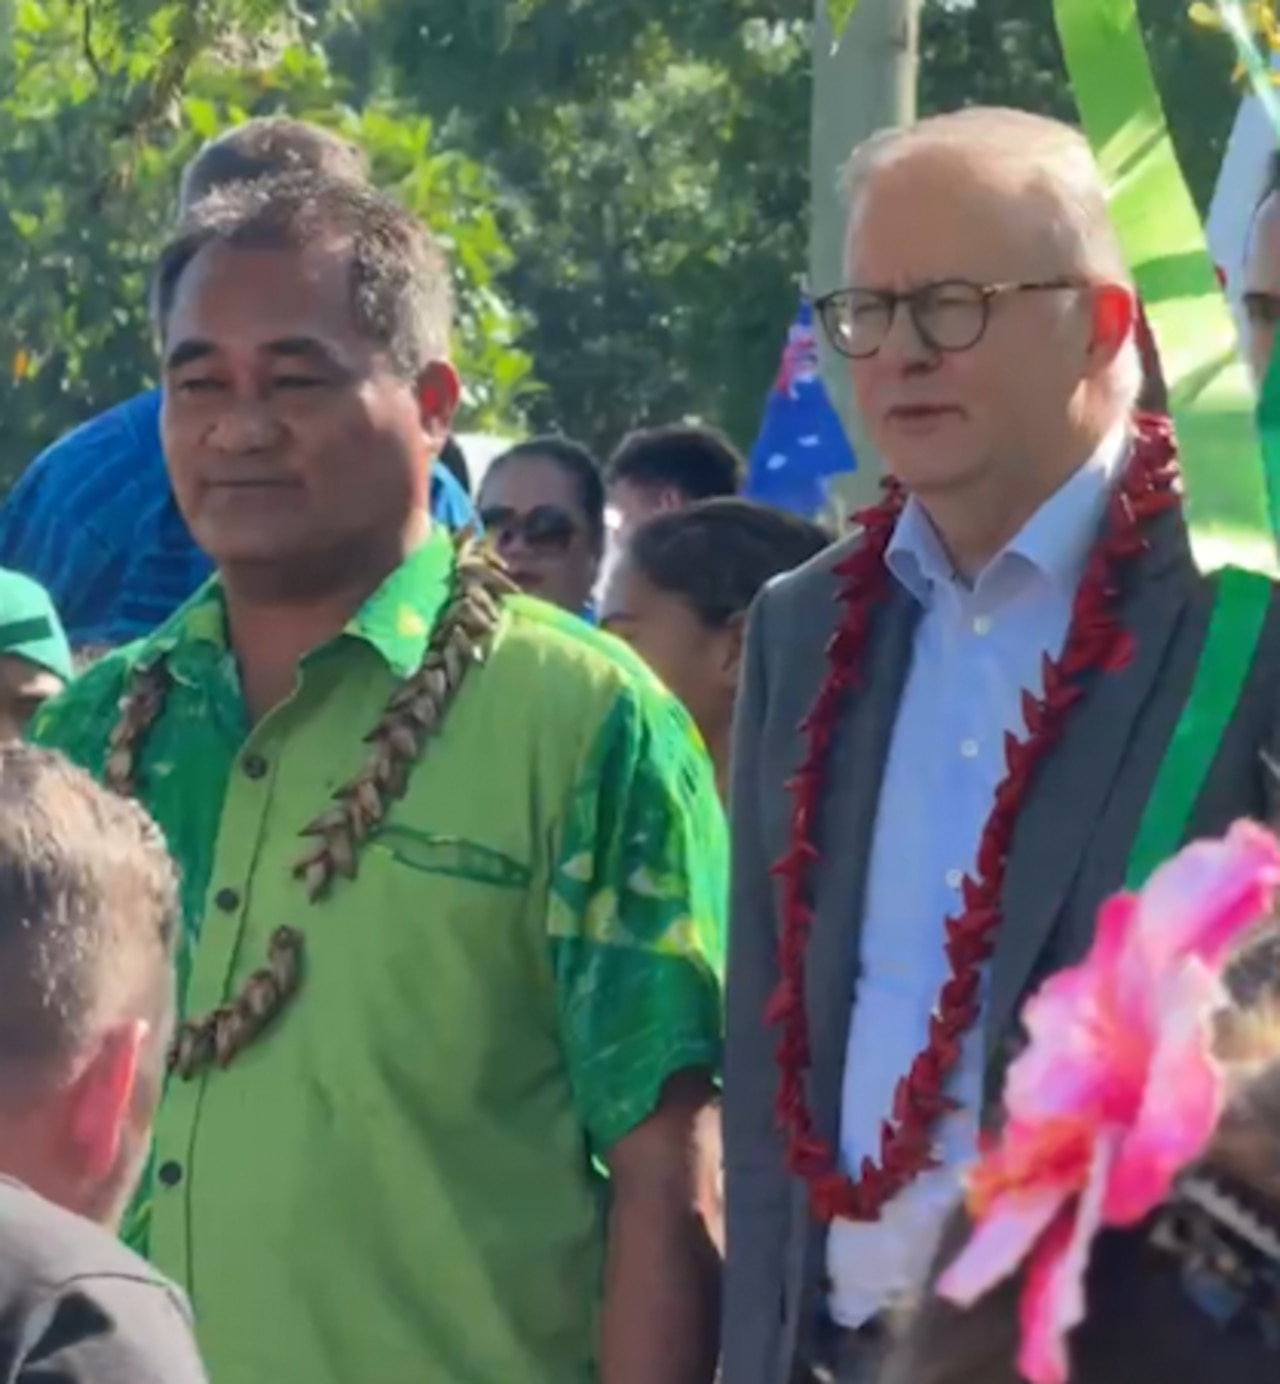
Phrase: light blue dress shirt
[{"left": 826, "top": 426, "right": 1128, "bottom": 1327}]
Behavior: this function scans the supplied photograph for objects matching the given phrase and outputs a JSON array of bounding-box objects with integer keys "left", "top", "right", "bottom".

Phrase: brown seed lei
[{"left": 103, "top": 533, "right": 516, "bottom": 1081}]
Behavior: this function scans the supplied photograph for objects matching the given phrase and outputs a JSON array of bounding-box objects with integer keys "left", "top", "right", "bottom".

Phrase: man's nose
[
  {"left": 878, "top": 301, "right": 937, "bottom": 368},
  {"left": 207, "top": 402, "right": 283, "bottom": 454}
]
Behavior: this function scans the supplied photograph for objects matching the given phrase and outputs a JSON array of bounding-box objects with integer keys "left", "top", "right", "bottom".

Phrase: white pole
[{"left": 810, "top": 0, "right": 919, "bottom": 517}]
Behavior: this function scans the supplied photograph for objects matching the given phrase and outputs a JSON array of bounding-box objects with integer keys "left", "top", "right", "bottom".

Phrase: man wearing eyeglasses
[{"left": 722, "top": 107, "right": 1280, "bottom": 1384}]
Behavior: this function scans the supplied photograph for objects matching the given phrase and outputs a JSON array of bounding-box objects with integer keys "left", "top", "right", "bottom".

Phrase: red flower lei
[{"left": 767, "top": 413, "right": 1182, "bottom": 1224}]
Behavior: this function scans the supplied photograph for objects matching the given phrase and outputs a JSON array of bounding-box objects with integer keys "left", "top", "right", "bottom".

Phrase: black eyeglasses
[
  {"left": 479, "top": 504, "right": 579, "bottom": 552},
  {"left": 814, "top": 278, "right": 1083, "bottom": 359}
]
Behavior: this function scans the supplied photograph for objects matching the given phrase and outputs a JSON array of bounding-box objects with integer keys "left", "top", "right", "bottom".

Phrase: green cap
[{"left": 0, "top": 569, "right": 73, "bottom": 683}]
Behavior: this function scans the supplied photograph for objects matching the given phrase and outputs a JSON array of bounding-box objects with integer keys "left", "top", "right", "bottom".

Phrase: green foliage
[
  {"left": 0, "top": 0, "right": 1249, "bottom": 486},
  {"left": 0, "top": 0, "right": 531, "bottom": 487},
  {"left": 353, "top": 1, "right": 810, "bottom": 454},
  {"left": 339, "top": 0, "right": 1239, "bottom": 457}
]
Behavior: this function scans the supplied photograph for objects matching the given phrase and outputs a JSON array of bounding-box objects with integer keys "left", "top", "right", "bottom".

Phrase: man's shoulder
[
  {"left": 34, "top": 391, "right": 161, "bottom": 463},
  {"left": 0, "top": 1181, "right": 205, "bottom": 1384},
  {"left": 27, "top": 643, "right": 142, "bottom": 764},
  {"left": 496, "top": 593, "right": 674, "bottom": 703},
  {"left": 0, "top": 1181, "right": 172, "bottom": 1298},
  {"left": 756, "top": 528, "right": 859, "bottom": 629}
]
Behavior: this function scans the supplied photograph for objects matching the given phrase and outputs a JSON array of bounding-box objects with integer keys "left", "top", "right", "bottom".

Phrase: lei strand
[
  {"left": 767, "top": 414, "right": 1182, "bottom": 1223},
  {"left": 104, "top": 532, "right": 516, "bottom": 1081}
]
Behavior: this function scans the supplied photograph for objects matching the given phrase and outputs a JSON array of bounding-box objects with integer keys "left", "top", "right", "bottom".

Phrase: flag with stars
[{"left": 745, "top": 295, "right": 857, "bottom": 516}]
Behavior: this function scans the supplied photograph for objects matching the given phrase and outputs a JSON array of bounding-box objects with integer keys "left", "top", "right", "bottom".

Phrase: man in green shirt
[{"left": 31, "top": 172, "right": 726, "bottom": 1384}]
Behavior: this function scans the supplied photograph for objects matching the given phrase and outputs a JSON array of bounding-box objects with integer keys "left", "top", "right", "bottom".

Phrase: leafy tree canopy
[
  {"left": 0, "top": 0, "right": 532, "bottom": 485},
  {"left": 0, "top": 0, "right": 1245, "bottom": 483}
]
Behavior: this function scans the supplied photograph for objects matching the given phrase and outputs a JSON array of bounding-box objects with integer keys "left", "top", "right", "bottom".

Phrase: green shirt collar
[{"left": 134, "top": 532, "right": 457, "bottom": 683}]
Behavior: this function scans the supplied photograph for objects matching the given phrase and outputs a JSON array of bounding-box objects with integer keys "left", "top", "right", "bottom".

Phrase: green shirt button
[
  {"left": 242, "top": 753, "right": 268, "bottom": 780},
  {"left": 158, "top": 1160, "right": 183, "bottom": 1188},
  {"left": 214, "top": 887, "right": 240, "bottom": 912}
]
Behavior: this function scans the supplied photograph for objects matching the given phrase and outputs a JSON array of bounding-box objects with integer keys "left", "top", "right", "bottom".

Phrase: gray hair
[{"left": 844, "top": 107, "right": 1142, "bottom": 413}]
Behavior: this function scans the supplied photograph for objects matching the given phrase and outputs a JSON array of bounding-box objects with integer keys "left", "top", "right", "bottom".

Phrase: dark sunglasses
[{"left": 479, "top": 504, "right": 579, "bottom": 551}]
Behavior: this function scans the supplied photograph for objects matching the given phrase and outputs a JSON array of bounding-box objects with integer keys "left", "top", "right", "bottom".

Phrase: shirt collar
[
  {"left": 134, "top": 530, "right": 457, "bottom": 683},
  {"left": 885, "top": 422, "right": 1130, "bottom": 605}
]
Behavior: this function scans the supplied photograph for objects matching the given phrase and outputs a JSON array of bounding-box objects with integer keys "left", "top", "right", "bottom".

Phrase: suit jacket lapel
[
  {"left": 986, "top": 512, "right": 1194, "bottom": 1060},
  {"left": 805, "top": 581, "right": 920, "bottom": 1146}
]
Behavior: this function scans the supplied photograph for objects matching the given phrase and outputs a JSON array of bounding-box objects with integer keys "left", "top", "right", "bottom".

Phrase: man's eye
[
  {"left": 275, "top": 376, "right": 327, "bottom": 390},
  {"left": 175, "top": 377, "right": 223, "bottom": 393}
]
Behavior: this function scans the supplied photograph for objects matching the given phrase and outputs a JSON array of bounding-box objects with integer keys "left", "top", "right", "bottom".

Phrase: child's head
[{"left": 883, "top": 828, "right": 1280, "bottom": 1384}]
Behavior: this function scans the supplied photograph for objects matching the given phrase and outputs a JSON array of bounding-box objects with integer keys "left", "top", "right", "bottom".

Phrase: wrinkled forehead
[
  {"left": 164, "top": 237, "right": 362, "bottom": 357},
  {"left": 843, "top": 146, "right": 1082, "bottom": 289},
  {"left": 1246, "top": 193, "right": 1280, "bottom": 293}
]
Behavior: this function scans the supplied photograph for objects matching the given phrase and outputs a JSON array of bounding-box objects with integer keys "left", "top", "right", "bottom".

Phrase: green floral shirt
[{"left": 30, "top": 531, "right": 726, "bottom": 1384}]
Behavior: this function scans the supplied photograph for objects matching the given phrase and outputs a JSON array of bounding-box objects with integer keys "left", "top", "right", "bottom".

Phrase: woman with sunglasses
[{"left": 477, "top": 437, "right": 604, "bottom": 616}]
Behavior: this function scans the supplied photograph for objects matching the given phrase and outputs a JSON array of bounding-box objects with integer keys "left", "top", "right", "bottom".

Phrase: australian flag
[{"left": 745, "top": 295, "right": 857, "bottom": 517}]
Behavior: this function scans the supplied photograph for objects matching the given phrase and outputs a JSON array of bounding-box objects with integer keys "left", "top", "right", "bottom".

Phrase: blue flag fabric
[{"left": 746, "top": 297, "right": 857, "bottom": 516}]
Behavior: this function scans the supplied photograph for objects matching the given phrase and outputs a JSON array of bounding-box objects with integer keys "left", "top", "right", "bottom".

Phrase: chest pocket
[
  {"left": 299, "top": 823, "right": 561, "bottom": 1123},
  {"left": 372, "top": 827, "right": 533, "bottom": 891}
]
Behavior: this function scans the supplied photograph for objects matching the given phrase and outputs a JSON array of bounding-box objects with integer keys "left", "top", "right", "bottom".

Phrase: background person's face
[
  {"left": 606, "top": 477, "right": 682, "bottom": 542},
  {"left": 478, "top": 456, "right": 599, "bottom": 612},
  {"left": 600, "top": 556, "right": 735, "bottom": 744},
  {"left": 846, "top": 152, "right": 1100, "bottom": 509},
  {"left": 1245, "top": 194, "right": 1280, "bottom": 387},
  {"left": 0, "top": 655, "right": 62, "bottom": 741},
  {"left": 161, "top": 240, "right": 444, "bottom": 583}
]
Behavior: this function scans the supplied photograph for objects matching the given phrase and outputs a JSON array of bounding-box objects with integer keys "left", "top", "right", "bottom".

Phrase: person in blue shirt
[{"left": 0, "top": 117, "right": 475, "bottom": 651}]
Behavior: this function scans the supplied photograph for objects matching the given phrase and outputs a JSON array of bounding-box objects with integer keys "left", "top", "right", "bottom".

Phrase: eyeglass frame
[{"left": 813, "top": 278, "right": 1086, "bottom": 360}]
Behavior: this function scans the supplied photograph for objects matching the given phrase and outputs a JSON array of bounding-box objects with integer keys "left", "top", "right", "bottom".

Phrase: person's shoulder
[
  {"left": 0, "top": 1182, "right": 204, "bottom": 1382},
  {"left": 497, "top": 593, "right": 671, "bottom": 700},
  {"left": 753, "top": 527, "right": 858, "bottom": 633},
  {"left": 27, "top": 641, "right": 143, "bottom": 760},
  {"left": 25, "top": 392, "right": 162, "bottom": 482},
  {"left": 492, "top": 595, "right": 702, "bottom": 760}
]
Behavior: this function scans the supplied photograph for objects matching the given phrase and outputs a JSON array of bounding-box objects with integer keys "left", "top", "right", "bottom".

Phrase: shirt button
[
  {"left": 242, "top": 753, "right": 268, "bottom": 780},
  {"left": 972, "top": 615, "right": 992, "bottom": 635},
  {"left": 960, "top": 739, "right": 979, "bottom": 759},
  {"left": 158, "top": 1160, "right": 183, "bottom": 1188},
  {"left": 946, "top": 869, "right": 964, "bottom": 889},
  {"left": 214, "top": 887, "right": 241, "bottom": 912}
]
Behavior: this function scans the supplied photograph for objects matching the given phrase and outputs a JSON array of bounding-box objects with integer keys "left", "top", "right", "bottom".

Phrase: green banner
[
  {"left": 1057, "top": 0, "right": 1280, "bottom": 881},
  {"left": 1057, "top": 0, "right": 1279, "bottom": 576},
  {"left": 1124, "top": 567, "right": 1273, "bottom": 886}
]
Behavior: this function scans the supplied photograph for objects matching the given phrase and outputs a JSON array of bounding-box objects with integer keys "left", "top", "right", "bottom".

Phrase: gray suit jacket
[{"left": 721, "top": 507, "right": 1280, "bottom": 1384}]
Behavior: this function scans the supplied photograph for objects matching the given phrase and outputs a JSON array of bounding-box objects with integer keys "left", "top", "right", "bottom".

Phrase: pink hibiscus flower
[{"left": 936, "top": 820, "right": 1280, "bottom": 1384}]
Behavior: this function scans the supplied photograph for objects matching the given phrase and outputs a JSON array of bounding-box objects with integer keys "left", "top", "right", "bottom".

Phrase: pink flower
[{"left": 936, "top": 820, "right": 1280, "bottom": 1384}]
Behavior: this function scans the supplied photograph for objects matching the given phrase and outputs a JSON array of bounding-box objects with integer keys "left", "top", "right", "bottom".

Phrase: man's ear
[
  {"left": 65, "top": 1020, "right": 147, "bottom": 1182},
  {"left": 1088, "top": 284, "right": 1136, "bottom": 377},
  {"left": 415, "top": 361, "right": 461, "bottom": 441}
]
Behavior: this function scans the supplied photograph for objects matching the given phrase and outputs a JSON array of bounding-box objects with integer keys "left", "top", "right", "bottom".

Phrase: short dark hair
[
  {"left": 179, "top": 117, "right": 369, "bottom": 213},
  {"left": 483, "top": 436, "right": 606, "bottom": 548},
  {"left": 0, "top": 746, "right": 180, "bottom": 1089},
  {"left": 607, "top": 424, "right": 744, "bottom": 503},
  {"left": 152, "top": 173, "right": 454, "bottom": 378},
  {"left": 625, "top": 498, "right": 828, "bottom": 628}
]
